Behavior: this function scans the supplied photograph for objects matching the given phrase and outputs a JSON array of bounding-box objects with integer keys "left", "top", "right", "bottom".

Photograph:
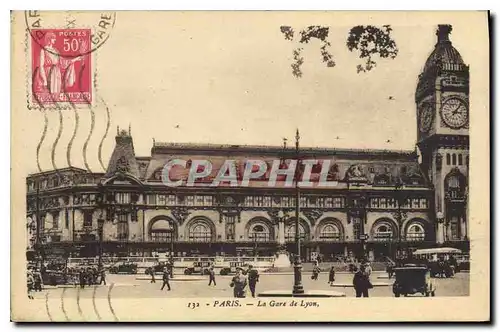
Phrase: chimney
[{"left": 436, "top": 24, "right": 452, "bottom": 43}]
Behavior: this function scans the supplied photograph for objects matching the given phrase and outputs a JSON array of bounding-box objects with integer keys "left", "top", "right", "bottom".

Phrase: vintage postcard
[{"left": 10, "top": 11, "right": 490, "bottom": 322}]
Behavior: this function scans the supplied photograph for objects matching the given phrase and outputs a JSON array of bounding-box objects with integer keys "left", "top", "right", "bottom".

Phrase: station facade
[{"left": 26, "top": 25, "right": 469, "bottom": 262}]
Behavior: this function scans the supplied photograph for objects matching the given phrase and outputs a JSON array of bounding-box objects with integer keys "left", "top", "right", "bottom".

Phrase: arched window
[
  {"left": 458, "top": 154, "right": 463, "bottom": 165},
  {"left": 446, "top": 154, "right": 451, "bottom": 165},
  {"left": 446, "top": 172, "right": 464, "bottom": 199},
  {"left": 250, "top": 224, "right": 271, "bottom": 242},
  {"left": 286, "top": 223, "right": 306, "bottom": 241},
  {"left": 447, "top": 175, "right": 460, "bottom": 188},
  {"left": 406, "top": 223, "right": 425, "bottom": 241},
  {"left": 374, "top": 224, "right": 394, "bottom": 241},
  {"left": 319, "top": 224, "right": 341, "bottom": 241},
  {"left": 189, "top": 223, "right": 212, "bottom": 242},
  {"left": 452, "top": 153, "right": 457, "bottom": 165},
  {"left": 149, "top": 219, "right": 174, "bottom": 242}
]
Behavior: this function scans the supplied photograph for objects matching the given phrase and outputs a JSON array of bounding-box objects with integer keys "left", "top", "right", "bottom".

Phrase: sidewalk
[{"left": 260, "top": 271, "right": 386, "bottom": 276}]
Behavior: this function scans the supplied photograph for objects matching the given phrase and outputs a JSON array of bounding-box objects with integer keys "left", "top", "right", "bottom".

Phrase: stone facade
[{"left": 25, "top": 25, "right": 470, "bottom": 261}]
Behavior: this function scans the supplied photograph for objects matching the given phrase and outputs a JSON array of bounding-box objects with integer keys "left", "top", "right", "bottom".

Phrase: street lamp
[
  {"left": 97, "top": 216, "right": 105, "bottom": 271},
  {"left": 394, "top": 178, "right": 405, "bottom": 260},
  {"left": 292, "top": 129, "right": 304, "bottom": 295},
  {"left": 436, "top": 211, "right": 445, "bottom": 242},
  {"left": 346, "top": 178, "right": 367, "bottom": 261},
  {"left": 277, "top": 210, "right": 287, "bottom": 254},
  {"left": 34, "top": 179, "right": 46, "bottom": 271}
]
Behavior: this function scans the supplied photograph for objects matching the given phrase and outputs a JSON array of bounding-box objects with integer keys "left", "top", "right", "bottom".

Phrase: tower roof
[
  {"left": 105, "top": 126, "right": 140, "bottom": 177},
  {"left": 421, "top": 25, "right": 465, "bottom": 73}
]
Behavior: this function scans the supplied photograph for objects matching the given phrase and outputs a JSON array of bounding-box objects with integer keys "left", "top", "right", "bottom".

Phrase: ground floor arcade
[{"left": 34, "top": 239, "right": 470, "bottom": 263}]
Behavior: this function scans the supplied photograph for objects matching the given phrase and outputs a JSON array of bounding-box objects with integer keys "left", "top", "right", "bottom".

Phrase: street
[{"left": 33, "top": 271, "right": 470, "bottom": 299}]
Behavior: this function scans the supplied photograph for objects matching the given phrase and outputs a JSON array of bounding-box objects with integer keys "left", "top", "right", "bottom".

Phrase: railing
[{"left": 66, "top": 256, "right": 277, "bottom": 271}]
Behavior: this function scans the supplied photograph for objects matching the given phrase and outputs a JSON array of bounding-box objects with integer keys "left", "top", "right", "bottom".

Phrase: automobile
[
  {"left": 109, "top": 262, "right": 138, "bottom": 274},
  {"left": 45, "top": 261, "right": 66, "bottom": 271},
  {"left": 412, "top": 247, "right": 462, "bottom": 278},
  {"left": 184, "top": 261, "right": 212, "bottom": 275},
  {"left": 42, "top": 270, "right": 72, "bottom": 286},
  {"left": 455, "top": 254, "right": 470, "bottom": 272},
  {"left": 428, "top": 259, "right": 455, "bottom": 278},
  {"left": 219, "top": 260, "right": 248, "bottom": 275},
  {"left": 392, "top": 265, "right": 436, "bottom": 297},
  {"left": 145, "top": 262, "right": 169, "bottom": 275}
]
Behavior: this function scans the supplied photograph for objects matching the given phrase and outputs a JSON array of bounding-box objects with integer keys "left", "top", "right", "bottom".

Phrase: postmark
[{"left": 25, "top": 11, "right": 116, "bottom": 56}]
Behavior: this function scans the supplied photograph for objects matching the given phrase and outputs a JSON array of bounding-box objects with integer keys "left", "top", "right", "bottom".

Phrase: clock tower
[{"left": 415, "top": 24, "right": 469, "bottom": 247}]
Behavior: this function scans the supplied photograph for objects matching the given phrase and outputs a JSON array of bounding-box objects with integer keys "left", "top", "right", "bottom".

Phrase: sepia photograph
[{"left": 10, "top": 10, "right": 490, "bottom": 322}]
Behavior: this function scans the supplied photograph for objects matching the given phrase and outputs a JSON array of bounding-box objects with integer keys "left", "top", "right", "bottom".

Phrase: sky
[{"left": 14, "top": 11, "right": 486, "bottom": 175}]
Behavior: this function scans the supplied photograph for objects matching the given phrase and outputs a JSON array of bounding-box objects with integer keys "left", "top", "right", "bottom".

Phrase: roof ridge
[{"left": 152, "top": 142, "right": 416, "bottom": 154}]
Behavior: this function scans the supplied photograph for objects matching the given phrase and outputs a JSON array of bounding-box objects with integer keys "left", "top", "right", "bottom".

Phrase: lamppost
[
  {"left": 346, "top": 178, "right": 366, "bottom": 261},
  {"left": 97, "top": 216, "right": 105, "bottom": 271},
  {"left": 277, "top": 210, "right": 287, "bottom": 252},
  {"left": 170, "top": 220, "right": 176, "bottom": 278},
  {"left": 436, "top": 211, "right": 445, "bottom": 243},
  {"left": 35, "top": 179, "right": 45, "bottom": 271},
  {"left": 394, "top": 178, "right": 405, "bottom": 260},
  {"left": 292, "top": 129, "right": 304, "bottom": 295}
]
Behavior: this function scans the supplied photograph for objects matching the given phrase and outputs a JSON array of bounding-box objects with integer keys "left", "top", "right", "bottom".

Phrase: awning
[{"left": 412, "top": 247, "right": 462, "bottom": 255}]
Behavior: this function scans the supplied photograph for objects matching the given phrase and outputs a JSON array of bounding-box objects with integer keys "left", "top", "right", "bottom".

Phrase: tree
[{"left": 280, "top": 25, "right": 398, "bottom": 77}]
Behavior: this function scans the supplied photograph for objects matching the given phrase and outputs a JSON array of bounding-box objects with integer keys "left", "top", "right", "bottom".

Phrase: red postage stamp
[{"left": 30, "top": 29, "right": 92, "bottom": 105}]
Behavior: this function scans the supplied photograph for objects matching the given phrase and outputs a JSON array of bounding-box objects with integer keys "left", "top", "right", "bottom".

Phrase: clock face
[
  {"left": 441, "top": 98, "right": 468, "bottom": 129},
  {"left": 419, "top": 104, "right": 433, "bottom": 133}
]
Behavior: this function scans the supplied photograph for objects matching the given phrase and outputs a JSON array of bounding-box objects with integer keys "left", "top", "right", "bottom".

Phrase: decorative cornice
[
  {"left": 267, "top": 209, "right": 280, "bottom": 224},
  {"left": 302, "top": 209, "right": 323, "bottom": 226},
  {"left": 417, "top": 134, "right": 469, "bottom": 150},
  {"left": 390, "top": 211, "right": 408, "bottom": 225},
  {"left": 171, "top": 207, "right": 190, "bottom": 225}
]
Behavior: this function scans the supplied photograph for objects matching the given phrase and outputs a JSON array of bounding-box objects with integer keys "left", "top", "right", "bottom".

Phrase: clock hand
[{"left": 452, "top": 105, "right": 461, "bottom": 115}]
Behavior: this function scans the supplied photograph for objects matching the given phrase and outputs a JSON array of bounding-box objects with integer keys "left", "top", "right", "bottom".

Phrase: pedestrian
[
  {"left": 161, "top": 267, "right": 171, "bottom": 291},
  {"left": 100, "top": 268, "right": 107, "bottom": 285},
  {"left": 353, "top": 265, "right": 372, "bottom": 298},
  {"left": 311, "top": 264, "right": 321, "bottom": 281},
  {"left": 33, "top": 269, "right": 43, "bottom": 292},
  {"left": 86, "top": 267, "right": 93, "bottom": 286},
  {"left": 149, "top": 267, "right": 156, "bottom": 283},
  {"left": 328, "top": 265, "right": 336, "bottom": 286},
  {"left": 364, "top": 261, "right": 372, "bottom": 280},
  {"left": 72, "top": 272, "right": 78, "bottom": 288},
  {"left": 93, "top": 267, "right": 99, "bottom": 285},
  {"left": 168, "top": 257, "right": 174, "bottom": 278},
  {"left": 208, "top": 267, "right": 216, "bottom": 286},
  {"left": 27, "top": 271, "right": 34, "bottom": 299},
  {"left": 230, "top": 268, "right": 247, "bottom": 298},
  {"left": 79, "top": 268, "right": 86, "bottom": 289},
  {"left": 247, "top": 265, "right": 259, "bottom": 298}
]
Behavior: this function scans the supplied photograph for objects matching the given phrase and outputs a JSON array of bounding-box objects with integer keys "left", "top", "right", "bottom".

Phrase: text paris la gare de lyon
[{"left": 161, "top": 158, "right": 349, "bottom": 188}]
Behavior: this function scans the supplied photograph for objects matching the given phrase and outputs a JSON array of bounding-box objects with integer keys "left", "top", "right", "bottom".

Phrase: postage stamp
[
  {"left": 24, "top": 11, "right": 115, "bottom": 109},
  {"left": 30, "top": 29, "right": 92, "bottom": 105}
]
